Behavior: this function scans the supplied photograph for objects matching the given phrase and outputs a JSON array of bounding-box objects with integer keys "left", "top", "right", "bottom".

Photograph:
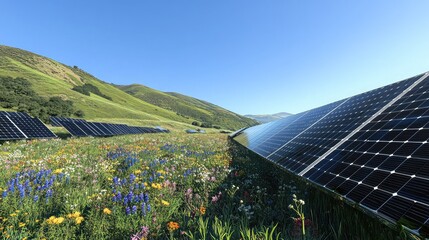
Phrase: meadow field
[{"left": 0, "top": 133, "right": 418, "bottom": 240}]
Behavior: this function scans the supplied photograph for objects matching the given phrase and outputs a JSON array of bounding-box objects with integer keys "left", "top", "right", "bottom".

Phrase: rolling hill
[
  {"left": 0, "top": 45, "right": 257, "bottom": 130},
  {"left": 118, "top": 84, "right": 257, "bottom": 130}
]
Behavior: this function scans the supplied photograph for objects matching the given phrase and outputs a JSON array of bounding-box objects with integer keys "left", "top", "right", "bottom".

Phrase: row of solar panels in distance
[
  {"left": 0, "top": 111, "right": 56, "bottom": 140},
  {"left": 231, "top": 72, "right": 429, "bottom": 236},
  {"left": 50, "top": 117, "right": 169, "bottom": 137}
]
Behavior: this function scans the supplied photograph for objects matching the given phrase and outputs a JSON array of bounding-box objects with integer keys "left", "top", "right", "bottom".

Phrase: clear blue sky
[{"left": 1, "top": 1, "right": 429, "bottom": 115}]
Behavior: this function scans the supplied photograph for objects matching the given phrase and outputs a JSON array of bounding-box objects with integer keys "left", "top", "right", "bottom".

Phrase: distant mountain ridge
[
  {"left": 245, "top": 112, "right": 293, "bottom": 123},
  {"left": 0, "top": 45, "right": 257, "bottom": 130}
]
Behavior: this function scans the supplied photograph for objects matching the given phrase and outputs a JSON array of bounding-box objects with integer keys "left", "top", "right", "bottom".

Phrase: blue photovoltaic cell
[
  {"left": 50, "top": 117, "right": 63, "bottom": 127},
  {"left": 268, "top": 75, "right": 417, "bottom": 174},
  {"left": 0, "top": 115, "right": 27, "bottom": 140},
  {"left": 74, "top": 121, "right": 97, "bottom": 136},
  {"left": 232, "top": 72, "right": 429, "bottom": 236},
  {"left": 61, "top": 121, "right": 88, "bottom": 137},
  {"left": 7, "top": 113, "right": 56, "bottom": 139},
  {"left": 254, "top": 99, "right": 346, "bottom": 158},
  {"left": 0, "top": 111, "right": 56, "bottom": 139},
  {"left": 93, "top": 122, "right": 114, "bottom": 136},
  {"left": 304, "top": 74, "right": 429, "bottom": 234},
  {"left": 48, "top": 117, "right": 167, "bottom": 137},
  {"left": 86, "top": 122, "right": 106, "bottom": 136}
]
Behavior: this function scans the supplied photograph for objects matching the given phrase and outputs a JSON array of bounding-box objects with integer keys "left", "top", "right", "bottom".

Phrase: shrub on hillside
[
  {"left": 72, "top": 83, "right": 112, "bottom": 101},
  {"left": 75, "top": 110, "right": 85, "bottom": 117},
  {"left": 200, "top": 122, "right": 212, "bottom": 128},
  {"left": 0, "top": 76, "right": 78, "bottom": 122}
]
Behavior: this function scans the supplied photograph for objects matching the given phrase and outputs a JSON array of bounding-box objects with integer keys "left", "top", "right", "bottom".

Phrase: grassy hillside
[
  {"left": 0, "top": 45, "right": 255, "bottom": 130},
  {"left": 118, "top": 84, "right": 258, "bottom": 130}
]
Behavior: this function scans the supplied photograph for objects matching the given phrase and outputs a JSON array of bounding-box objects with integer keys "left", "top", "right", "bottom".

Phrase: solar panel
[
  {"left": 86, "top": 122, "right": 106, "bottom": 136},
  {"left": 49, "top": 116, "right": 168, "bottom": 137},
  {"left": 60, "top": 121, "right": 89, "bottom": 137},
  {"left": 253, "top": 99, "right": 347, "bottom": 158},
  {"left": 93, "top": 122, "right": 114, "bottom": 136},
  {"left": 232, "top": 72, "right": 429, "bottom": 236},
  {"left": 7, "top": 113, "right": 56, "bottom": 139},
  {"left": 50, "top": 116, "right": 63, "bottom": 127},
  {"left": 0, "top": 115, "right": 27, "bottom": 140},
  {"left": 73, "top": 121, "right": 97, "bottom": 136}
]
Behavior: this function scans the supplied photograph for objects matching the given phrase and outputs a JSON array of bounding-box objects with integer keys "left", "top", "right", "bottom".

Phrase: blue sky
[{"left": 1, "top": 1, "right": 429, "bottom": 115}]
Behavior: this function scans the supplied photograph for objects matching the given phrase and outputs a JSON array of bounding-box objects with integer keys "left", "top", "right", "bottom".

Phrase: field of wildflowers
[{"left": 0, "top": 133, "right": 419, "bottom": 239}]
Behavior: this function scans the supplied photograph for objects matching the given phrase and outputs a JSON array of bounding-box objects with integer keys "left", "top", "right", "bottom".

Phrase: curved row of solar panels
[
  {"left": 50, "top": 117, "right": 169, "bottom": 137},
  {"left": 0, "top": 111, "right": 57, "bottom": 140},
  {"left": 232, "top": 72, "right": 429, "bottom": 236}
]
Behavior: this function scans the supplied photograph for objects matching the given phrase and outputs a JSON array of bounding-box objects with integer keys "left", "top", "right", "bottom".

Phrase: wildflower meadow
[{"left": 0, "top": 133, "right": 418, "bottom": 239}]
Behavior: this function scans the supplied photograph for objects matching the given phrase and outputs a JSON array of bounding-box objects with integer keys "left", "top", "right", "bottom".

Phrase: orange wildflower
[
  {"left": 167, "top": 221, "right": 179, "bottom": 232},
  {"left": 199, "top": 206, "right": 206, "bottom": 215}
]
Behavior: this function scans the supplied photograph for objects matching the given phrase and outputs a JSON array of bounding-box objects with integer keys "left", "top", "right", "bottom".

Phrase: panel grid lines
[
  {"left": 266, "top": 98, "right": 350, "bottom": 159},
  {"left": 232, "top": 72, "right": 429, "bottom": 236},
  {"left": 300, "top": 72, "right": 429, "bottom": 176},
  {"left": 6, "top": 115, "right": 28, "bottom": 138}
]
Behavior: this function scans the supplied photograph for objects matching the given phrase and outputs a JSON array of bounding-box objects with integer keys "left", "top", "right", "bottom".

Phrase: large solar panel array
[
  {"left": 50, "top": 117, "right": 169, "bottom": 137},
  {"left": 232, "top": 72, "right": 429, "bottom": 236},
  {"left": 0, "top": 111, "right": 56, "bottom": 140}
]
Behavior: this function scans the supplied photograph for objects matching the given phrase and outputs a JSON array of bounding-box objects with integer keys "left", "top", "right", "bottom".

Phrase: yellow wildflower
[
  {"left": 103, "top": 208, "right": 112, "bottom": 215},
  {"left": 134, "top": 170, "right": 142, "bottom": 174},
  {"left": 55, "top": 217, "right": 65, "bottom": 224},
  {"left": 67, "top": 211, "right": 81, "bottom": 218},
  {"left": 46, "top": 216, "right": 56, "bottom": 224},
  {"left": 46, "top": 216, "right": 64, "bottom": 225},
  {"left": 9, "top": 213, "right": 17, "bottom": 217},
  {"left": 75, "top": 216, "right": 84, "bottom": 224},
  {"left": 18, "top": 222, "right": 26, "bottom": 228},
  {"left": 161, "top": 200, "right": 170, "bottom": 206},
  {"left": 53, "top": 168, "right": 63, "bottom": 174}
]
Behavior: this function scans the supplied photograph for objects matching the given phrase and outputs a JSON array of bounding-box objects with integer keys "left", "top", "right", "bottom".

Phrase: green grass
[{"left": 0, "top": 133, "right": 421, "bottom": 240}]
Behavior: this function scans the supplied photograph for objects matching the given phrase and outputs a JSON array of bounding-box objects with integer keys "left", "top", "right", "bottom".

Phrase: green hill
[
  {"left": 118, "top": 84, "right": 258, "bottom": 130},
  {"left": 0, "top": 45, "right": 256, "bottom": 130}
]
